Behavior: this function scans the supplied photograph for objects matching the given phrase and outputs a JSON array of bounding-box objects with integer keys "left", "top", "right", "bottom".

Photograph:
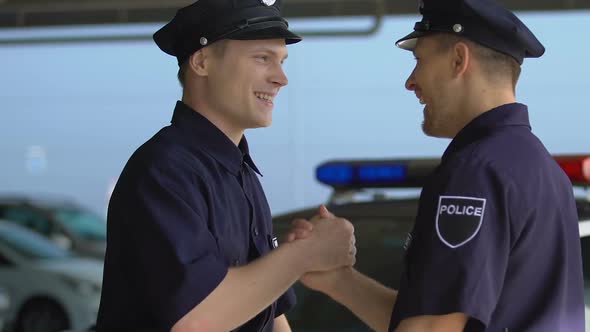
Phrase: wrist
[
  {"left": 323, "top": 267, "right": 355, "bottom": 299},
  {"left": 279, "top": 239, "right": 313, "bottom": 276}
]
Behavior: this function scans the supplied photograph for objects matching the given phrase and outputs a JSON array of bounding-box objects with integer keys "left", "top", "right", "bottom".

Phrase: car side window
[{"left": 0, "top": 206, "right": 53, "bottom": 236}]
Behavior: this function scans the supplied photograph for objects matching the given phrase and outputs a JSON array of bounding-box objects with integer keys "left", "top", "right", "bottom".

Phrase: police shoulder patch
[{"left": 435, "top": 195, "right": 486, "bottom": 248}]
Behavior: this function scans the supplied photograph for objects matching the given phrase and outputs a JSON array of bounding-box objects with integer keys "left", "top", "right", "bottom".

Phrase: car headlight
[{"left": 60, "top": 275, "right": 101, "bottom": 296}]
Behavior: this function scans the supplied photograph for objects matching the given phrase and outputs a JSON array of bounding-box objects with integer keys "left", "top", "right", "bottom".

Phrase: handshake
[{"left": 284, "top": 205, "right": 357, "bottom": 295}]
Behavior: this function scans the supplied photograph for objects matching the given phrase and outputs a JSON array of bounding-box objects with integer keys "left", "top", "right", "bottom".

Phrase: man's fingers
[
  {"left": 286, "top": 218, "right": 313, "bottom": 242},
  {"left": 292, "top": 218, "right": 313, "bottom": 231},
  {"left": 286, "top": 229, "right": 311, "bottom": 242},
  {"left": 286, "top": 233, "right": 295, "bottom": 242},
  {"left": 294, "top": 228, "right": 311, "bottom": 239}
]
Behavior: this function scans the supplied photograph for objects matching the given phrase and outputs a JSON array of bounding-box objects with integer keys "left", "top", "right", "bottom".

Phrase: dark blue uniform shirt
[
  {"left": 96, "top": 101, "right": 295, "bottom": 332},
  {"left": 389, "top": 103, "right": 584, "bottom": 331}
]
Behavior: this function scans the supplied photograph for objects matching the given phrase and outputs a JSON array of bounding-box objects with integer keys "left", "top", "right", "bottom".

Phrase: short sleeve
[
  {"left": 391, "top": 159, "right": 512, "bottom": 327},
  {"left": 120, "top": 161, "right": 228, "bottom": 329},
  {"left": 275, "top": 287, "right": 296, "bottom": 317}
]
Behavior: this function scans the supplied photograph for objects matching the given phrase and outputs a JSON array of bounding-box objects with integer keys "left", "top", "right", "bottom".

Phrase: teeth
[{"left": 255, "top": 92, "right": 274, "bottom": 102}]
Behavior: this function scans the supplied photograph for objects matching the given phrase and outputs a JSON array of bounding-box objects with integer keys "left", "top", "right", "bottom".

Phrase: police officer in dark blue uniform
[
  {"left": 288, "top": 0, "right": 585, "bottom": 331},
  {"left": 95, "top": 0, "right": 357, "bottom": 331}
]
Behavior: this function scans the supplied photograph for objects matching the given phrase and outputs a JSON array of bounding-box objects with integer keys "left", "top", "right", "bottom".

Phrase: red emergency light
[{"left": 555, "top": 155, "right": 590, "bottom": 186}]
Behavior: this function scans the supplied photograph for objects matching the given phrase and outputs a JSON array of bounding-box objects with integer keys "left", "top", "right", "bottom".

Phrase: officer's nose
[
  {"left": 271, "top": 64, "right": 288, "bottom": 87},
  {"left": 405, "top": 69, "right": 417, "bottom": 91}
]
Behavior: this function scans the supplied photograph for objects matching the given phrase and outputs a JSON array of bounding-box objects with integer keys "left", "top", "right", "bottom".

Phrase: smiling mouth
[{"left": 255, "top": 92, "right": 274, "bottom": 103}]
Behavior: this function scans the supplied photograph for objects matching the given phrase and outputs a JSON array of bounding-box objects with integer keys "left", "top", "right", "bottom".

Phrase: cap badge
[
  {"left": 453, "top": 24, "right": 463, "bottom": 33},
  {"left": 200, "top": 37, "right": 208, "bottom": 46},
  {"left": 261, "top": 0, "right": 276, "bottom": 6}
]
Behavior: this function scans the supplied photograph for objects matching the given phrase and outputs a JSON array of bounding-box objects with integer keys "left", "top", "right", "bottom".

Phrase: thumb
[{"left": 319, "top": 204, "right": 335, "bottom": 218}]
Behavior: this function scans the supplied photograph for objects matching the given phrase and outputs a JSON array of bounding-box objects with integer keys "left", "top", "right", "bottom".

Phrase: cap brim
[
  {"left": 227, "top": 24, "right": 302, "bottom": 44},
  {"left": 153, "top": 21, "right": 178, "bottom": 56},
  {"left": 395, "top": 30, "right": 426, "bottom": 51}
]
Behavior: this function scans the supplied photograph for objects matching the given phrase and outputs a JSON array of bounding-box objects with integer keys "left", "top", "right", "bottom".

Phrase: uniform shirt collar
[
  {"left": 170, "top": 101, "right": 262, "bottom": 176},
  {"left": 442, "top": 103, "right": 531, "bottom": 162}
]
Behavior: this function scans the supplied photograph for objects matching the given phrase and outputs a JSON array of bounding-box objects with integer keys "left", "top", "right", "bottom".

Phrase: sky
[{"left": 1, "top": 10, "right": 589, "bottom": 216}]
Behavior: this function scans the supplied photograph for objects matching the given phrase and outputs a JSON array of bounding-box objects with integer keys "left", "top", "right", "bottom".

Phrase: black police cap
[
  {"left": 154, "top": 0, "right": 302, "bottom": 65},
  {"left": 396, "top": 0, "right": 545, "bottom": 64}
]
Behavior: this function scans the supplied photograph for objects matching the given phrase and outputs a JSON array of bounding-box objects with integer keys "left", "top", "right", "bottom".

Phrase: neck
[
  {"left": 467, "top": 86, "right": 516, "bottom": 115},
  {"left": 454, "top": 82, "right": 516, "bottom": 136},
  {"left": 182, "top": 88, "right": 244, "bottom": 146}
]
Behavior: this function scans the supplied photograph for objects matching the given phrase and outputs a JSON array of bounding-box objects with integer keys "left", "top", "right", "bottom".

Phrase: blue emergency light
[
  {"left": 315, "top": 159, "right": 439, "bottom": 189},
  {"left": 316, "top": 164, "right": 407, "bottom": 186}
]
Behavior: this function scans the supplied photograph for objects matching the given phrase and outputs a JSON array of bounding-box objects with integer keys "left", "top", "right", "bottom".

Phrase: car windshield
[
  {"left": 0, "top": 223, "right": 71, "bottom": 260},
  {"left": 53, "top": 207, "right": 106, "bottom": 241}
]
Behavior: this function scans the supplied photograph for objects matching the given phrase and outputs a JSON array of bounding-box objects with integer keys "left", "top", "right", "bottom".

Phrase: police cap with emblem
[
  {"left": 396, "top": 0, "right": 545, "bottom": 64},
  {"left": 154, "top": 0, "right": 302, "bottom": 65}
]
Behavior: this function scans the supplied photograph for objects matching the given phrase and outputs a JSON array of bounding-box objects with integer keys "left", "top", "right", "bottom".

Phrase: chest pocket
[
  {"left": 214, "top": 223, "right": 249, "bottom": 267},
  {"left": 209, "top": 189, "right": 251, "bottom": 267}
]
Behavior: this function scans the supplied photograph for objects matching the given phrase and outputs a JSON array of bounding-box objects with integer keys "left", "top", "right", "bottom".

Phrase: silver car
[{"left": 0, "top": 220, "right": 102, "bottom": 332}]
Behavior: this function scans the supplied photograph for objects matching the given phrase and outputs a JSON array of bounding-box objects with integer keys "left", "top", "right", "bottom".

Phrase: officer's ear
[
  {"left": 188, "top": 49, "right": 209, "bottom": 77},
  {"left": 451, "top": 41, "right": 470, "bottom": 78}
]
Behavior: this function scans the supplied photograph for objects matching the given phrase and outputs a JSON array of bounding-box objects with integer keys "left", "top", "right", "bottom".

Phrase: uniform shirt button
[
  {"left": 233, "top": 258, "right": 240, "bottom": 266},
  {"left": 253, "top": 227, "right": 259, "bottom": 236}
]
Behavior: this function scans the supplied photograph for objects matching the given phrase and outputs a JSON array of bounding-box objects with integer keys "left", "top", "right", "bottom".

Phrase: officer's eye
[{"left": 255, "top": 55, "right": 270, "bottom": 63}]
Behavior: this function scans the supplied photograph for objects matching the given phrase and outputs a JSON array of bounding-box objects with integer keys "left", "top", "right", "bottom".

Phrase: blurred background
[
  {"left": 2, "top": 1, "right": 589, "bottom": 217},
  {"left": 0, "top": 0, "right": 589, "bottom": 331}
]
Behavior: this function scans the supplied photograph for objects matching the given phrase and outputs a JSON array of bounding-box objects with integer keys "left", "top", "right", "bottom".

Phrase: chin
[
  {"left": 422, "top": 122, "right": 442, "bottom": 138},
  {"left": 421, "top": 124, "right": 434, "bottom": 137},
  {"left": 260, "top": 115, "right": 273, "bottom": 127},
  {"left": 251, "top": 119, "right": 272, "bottom": 129}
]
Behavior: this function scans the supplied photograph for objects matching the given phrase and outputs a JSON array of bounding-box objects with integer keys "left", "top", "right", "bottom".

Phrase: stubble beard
[
  {"left": 421, "top": 106, "right": 446, "bottom": 138},
  {"left": 421, "top": 107, "right": 435, "bottom": 137}
]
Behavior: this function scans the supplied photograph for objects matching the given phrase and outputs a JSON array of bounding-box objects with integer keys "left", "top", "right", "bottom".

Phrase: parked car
[
  {"left": 0, "top": 220, "right": 102, "bottom": 332},
  {"left": 0, "top": 196, "right": 106, "bottom": 259},
  {"left": 273, "top": 156, "right": 590, "bottom": 332}
]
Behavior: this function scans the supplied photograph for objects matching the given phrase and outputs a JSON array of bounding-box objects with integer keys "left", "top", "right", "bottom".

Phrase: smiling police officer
[
  {"left": 288, "top": 0, "right": 585, "bottom": 331},
  {"left": 95, "top": 0, "right": 357, "bottom": 331}
]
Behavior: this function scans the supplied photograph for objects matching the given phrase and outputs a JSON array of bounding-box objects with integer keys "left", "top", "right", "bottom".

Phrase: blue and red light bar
[{"left": 316, "top": 155, "right": 590, "bottom": 189}]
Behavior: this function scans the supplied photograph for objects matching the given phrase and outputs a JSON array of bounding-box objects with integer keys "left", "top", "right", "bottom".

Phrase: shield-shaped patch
[{"left": 435, "top": 196, "right": 486, "bottom": 248}]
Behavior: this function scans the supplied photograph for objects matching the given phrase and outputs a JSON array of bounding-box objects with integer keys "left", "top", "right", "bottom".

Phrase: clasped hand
[{"left": 286, "top": 205, "right": 356, "bottom": 293}]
